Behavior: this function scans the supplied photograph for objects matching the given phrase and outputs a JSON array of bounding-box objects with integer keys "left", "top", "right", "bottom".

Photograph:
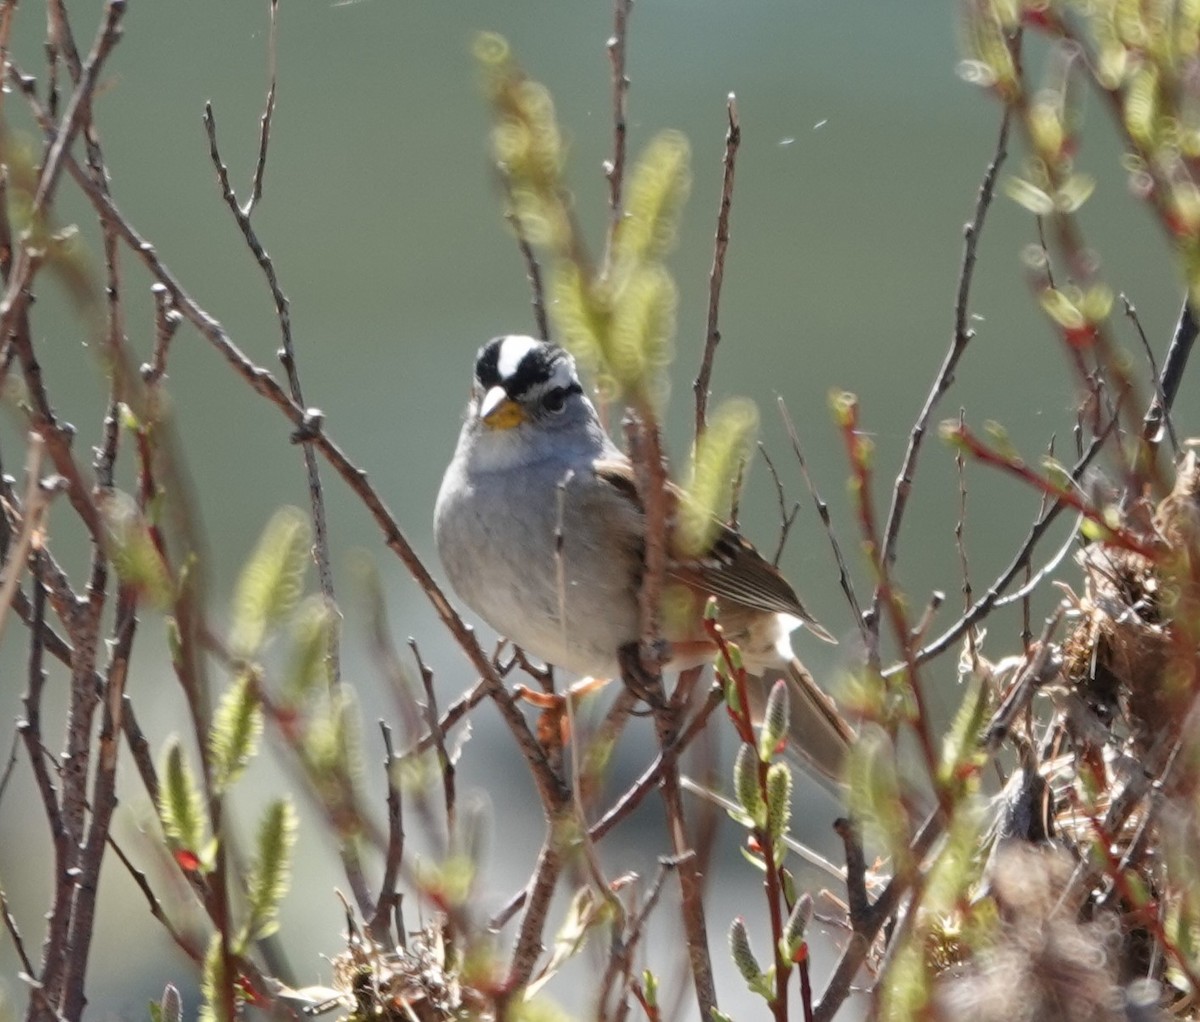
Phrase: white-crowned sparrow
[{"left": 434, "top": 335, "right": 852, "bottom": 782}]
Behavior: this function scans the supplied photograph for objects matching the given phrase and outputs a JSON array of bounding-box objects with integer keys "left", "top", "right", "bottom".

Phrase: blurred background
[{"left": 0, "top": 1, "right": 1195, "bottom": 1019}]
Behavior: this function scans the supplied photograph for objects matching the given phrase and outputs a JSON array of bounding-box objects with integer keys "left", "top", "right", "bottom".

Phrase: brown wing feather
[
  {"left": 688, "top": 528, "right": 811, "bottom": 618},
  {"left": 592, "top": 456, "right": 832, "bottom": 639}
]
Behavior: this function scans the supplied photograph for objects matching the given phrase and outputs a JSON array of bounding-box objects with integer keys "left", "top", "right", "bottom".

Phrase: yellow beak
[{"left": 479, "top": 386, "right": 526, "bottom": 430}]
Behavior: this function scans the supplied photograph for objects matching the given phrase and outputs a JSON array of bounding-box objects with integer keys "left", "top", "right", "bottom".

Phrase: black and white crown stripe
[{"left": 474, "top": 335, "right": 580, "bottom": 401}]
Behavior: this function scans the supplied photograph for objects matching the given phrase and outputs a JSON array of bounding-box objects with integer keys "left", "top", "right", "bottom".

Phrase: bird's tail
[{"left": 753, "top": 657, "right": 854, "bottom": 792}]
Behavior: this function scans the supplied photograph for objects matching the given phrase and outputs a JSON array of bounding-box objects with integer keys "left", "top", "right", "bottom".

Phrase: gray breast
[{"left": 435, "top": 453, "right": 643, "bottom": 678}]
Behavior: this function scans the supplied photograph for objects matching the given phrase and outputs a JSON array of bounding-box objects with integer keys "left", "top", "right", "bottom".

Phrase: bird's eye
[{"left": 542, "top": 387, "right": 567, "bottom": 414}]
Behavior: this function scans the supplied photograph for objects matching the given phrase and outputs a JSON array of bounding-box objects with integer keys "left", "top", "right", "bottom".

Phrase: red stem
[{"left": 950, "top": 422, "right": 1159, "bottom": 559}]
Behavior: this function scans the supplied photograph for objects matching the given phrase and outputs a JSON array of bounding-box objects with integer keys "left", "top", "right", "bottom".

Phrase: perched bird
[{"left": 434, "top": 335, "right": 852, "bottom": 783}]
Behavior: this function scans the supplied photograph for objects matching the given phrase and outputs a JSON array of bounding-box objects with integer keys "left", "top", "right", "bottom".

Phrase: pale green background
[{"left": 0, "top": 2, "right": 1194, "bottom": 1019}]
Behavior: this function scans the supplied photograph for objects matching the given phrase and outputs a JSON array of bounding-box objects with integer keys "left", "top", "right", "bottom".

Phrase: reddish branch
[
  {"left": 835, "top": 395, "right": 941, "bottom": 790},
  {"left": 945, "top": 420, "right": 1158, "bottom": 559}
]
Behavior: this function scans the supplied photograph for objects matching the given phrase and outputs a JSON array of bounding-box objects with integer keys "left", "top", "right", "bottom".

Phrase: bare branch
[
  {"left": 757, "top": 442, "right": 801, "bottom": 567},
  {"left": 368, "top": 723, "right": 404, "bottom": 947},
  {"left": 693, "top": 95, "right": 741, "bottom": 438},
  {"left": 245, "top": 0, "right": 278, "bottom": 216},
  {"left": 603, "top": 0, "right": 632, "bottom": 252},
  {"left": 504, "top": 190, "right": 550, "bottom": 341},
  {"left": 813, "top": 808, "right": 944, "bottom": 1022},
  {"left": 778, "top": 397, "right": 866, "bottom": 643},
  {"left": 598, "top": 688, "right": 722, "bottom": 853},
  {"left": 980, "top": 608, "right": 1065, "bottom": 754},
  {"left": 203, "top": 95, "right": 341, "bottom": 692},
  {"left": 507, "top": 823, "right": 565, "bottom": 990},
  {"left": 891, "top": 414, "right": 1115, "bottom": 674},
  {"left": 36, "top": 138, "right": 567, "bottom": 810},
  {"left": 0, "top": 0, "right": 129, "bottom": 550},
  {"left": 1123, "top": 294, "right": 1180, "bottom": 456},
  {"left": 1141, "top": 297, "right": 1195, "bottom": 450},
  {"left": 104, "top": 838, "right": 199, "bottom": 961},
  {"left": 596, "top": 857, "right": 675, "bottom": 1016},
  {"left": 0, "top": 884, "right": 35, "bottom": 978},
  {"left": 870, "top": 107, "right": 1011, "bottom": 634},
  {"left": 412, "top": 639, "right": 456, "bottom": 836},
  {"left": 142, "top": 283, "right": 182, "bottom": 386}
]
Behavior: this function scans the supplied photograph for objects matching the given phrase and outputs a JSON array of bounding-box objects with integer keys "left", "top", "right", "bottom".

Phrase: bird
[{"left": 434, "top": 334, "right": 853, "bottom": 783}]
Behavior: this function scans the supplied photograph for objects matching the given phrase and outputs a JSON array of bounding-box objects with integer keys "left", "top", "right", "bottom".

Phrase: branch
[
  {"left": 756, "top": 443, "right": 801, "bottom": 567},
  {"left": 203, "top": 90, "right": 341, "bottom": 691},
  {"left": 693, "top": 95, "right": 740, "bottom": 438},
  {"left": 1141, "top": 297, "right": 1195, "bottom": 450},
  {"left": 603, "top": 0, "right": 632, "bottom": 255},
  {"left": 368, "top": 723, "right": 404, "bottom": 947},
  {"left": 1123, "top": 294, "right": 1180, "bottom": 455},
  {"left": 34, "top": 139, "right": 569, "bottom": 813},
  {"left": 0, "top": 884, "right": 34, "bottom": 978},
  {"left": 504, "top": 182, "right": 550, "bottom": 341},
  {"left": 813, "top": 808, "right": 944, "bottom": 1022},
  {"left": 506, "top": 819, "right": 566, "bottom": 991},
  {"left": 778, "top": 398, "right": 866, "bottom": 642},
  {"left": 245, "top": 0, "right": 278, "bottom": 216},
  {"left": 946, "top": 420, "right": 1157, "bottom": 559},
  {"left": 589, "top": 685, "right": 724, "bottom": 844},
  {"left": 0, "top": 1, "right": 128, "bottom": 549},
  {"left": 869, "top": 106, "right": 1011, "bottom": 634},
  {"left": 892, "top": 415, "right": 1115, "bottom": 673}
]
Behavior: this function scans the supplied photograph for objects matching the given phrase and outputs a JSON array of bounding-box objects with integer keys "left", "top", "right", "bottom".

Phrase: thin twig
[
  {"left": 32, "top": 137, "right": 568, "bottom": 812},
  {"left": 870, "top": 107, "right": 1011, "bottom": 635},
  {"left": 0, "top": 438, "right": 51, "bottom": 645},
  {"left": 609, "top": 647, "right": 717, "bottom": 1021},
  {"left": 503, "top": 179, "right": 549, "bottom": 341},
  {"left": 0, "top": 0, "right": 18, "bottom": 125},
  {"left": 993, "top": 516, "right": 1080, "bottom": 608},
  {"left": 953, "top": 408, "right": 976, "bottom": 659},
  {"left": 836, "top": 396, "right": 941, "bottom": 787},
  {"left": 1123, "top": 294, "right": 1180, "bottom": 456},
  {"left": 203, "top": 97, "right": 341, "bottom": 692},
  {"left": 398, "top": 678, "right": 490, "bottom": 761},
  {"left": 693, "top": 95, "right": 740, "bottom": 439},
  {"left": 507, "top": 818, "right": 567, "bottom": 990},
  {"left": 0, "top": 1, "right": 128, "bottom": 549},
  {"left": 980, "top": 608, "right": 1065, "bottom": 754},
  {"left": 0, "top": 727, "right": 18, "bottom": 811},
  {"left": 120, "top": 696, "right": 159, "bottom": 807},
  {"left": 61, "top": 589, "right": 136, "bottom": 1021},
  {"left": 245, "top": 0, "right": 277, "bottom": 217},
  {"left": 832, "top": 818, "right": 870, "bottom": 933},
  {"left": 908, "top": 591, "right": 945, "bottom": 648},
  {"left": 1142, "top": 297, "right": 1195, "bottom": 450},
  {"left": 813, "top": 808, "right": 944, "bottom": 1022},
  {"left": 0, "top": 884, "right": 34, "bottom": 977},
  {"left": 597, "top": 857, "right": 676, "bottom": 1017},
  {"left": 20, "top": 558, "right": 69, "bottom": 1020},
  {"left": 142, "top": 283, "right": 181, "bottom": 386},
  {"left": 412, "top": 639, "right": 456, "bottom": 837},
  {"left": 104, "top": 838, "right": 199, "bottom": 961},
  {"left": 368, "top": 723, "right": 404, "bottom": 947},
  {"left": 757, "top": 443, "right": 800, "bottom": 567},
  {"left": 949, "top": 420, "right": 1156, "bottom": 559},
  {"left": 778, "top": 398, "right": 866, "bottom": 644},
  {"left": 642, "top": 704, "right": 715, "bottom": 1019},
  {"left": 677, "top": 776, "right": 845, "bottom": 880},
  {"left": 890, "top": 414, "right": 1116, "bottom": 674},
  {"left": 486, "top": 685, "right": 725, "bottom": 992},
  {"left": 603, "top": 0, "right": 632, "bottom": 257},
  {"left": 591, "top": 686, "right": 723, "bottom": 845}
]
